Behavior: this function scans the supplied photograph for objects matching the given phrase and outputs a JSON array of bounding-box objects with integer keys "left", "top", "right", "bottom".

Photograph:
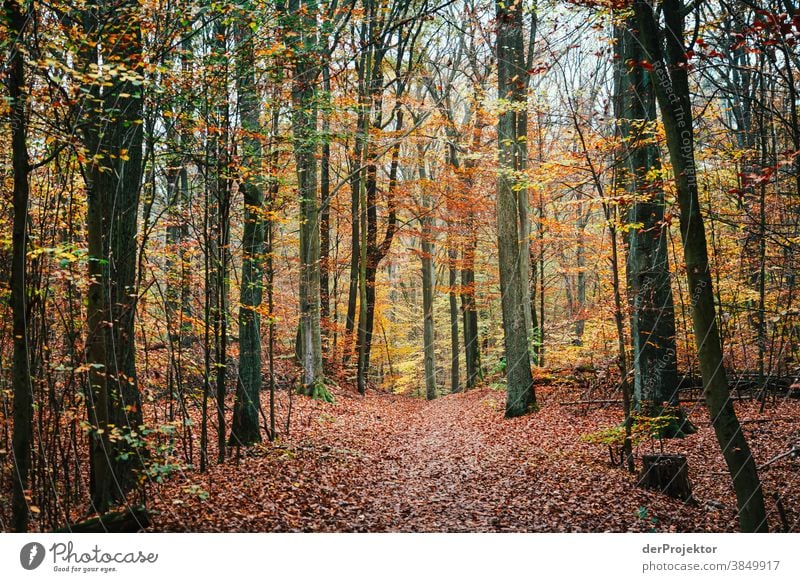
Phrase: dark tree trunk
[
  {"left": 449, "top": 247, "right": 460, "bottom": 393},
  {"left": 6, "top": 0, "right": 33, "bottom": 532},
  {"left": 267, "top": 106, "right": 280, "bottom": 439},
  {"left": 320, "top": 57, "right": 332, "bottom": 364},
  {"left": 354, "top": 8, "right": 413, "bottom": 394},
  {"left": 230, "top": 16, "right": 264, "bottom": 446},
  {"left": 462, "top": 123, "right": 484, "bottom": 388},
  {"left": 80, "top": 0, "right": 145, "bottom": 512},
  {"left": 615, "top": 17, "right": 680, "bottom": 418},
  {"left": 461, "top": 231, "right": 482, "bottom": 388},
  {"left": 634, "top": 0, "right": 767, "bottom": 532},
  {"left": 419, "top": 150, "right": 438, "bottom": 400},
  {"left": 344, "top": 100, "right": 366, "bottom": 365},
  {"left": 210, "top": 17, "right": 232, "bottom": 464}
]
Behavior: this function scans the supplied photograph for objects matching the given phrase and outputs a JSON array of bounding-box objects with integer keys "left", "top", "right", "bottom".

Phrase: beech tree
[
  {"left": 6, "top": 0, "right": 33, "bottom": 532},
  {"left": 78, "top": 0, "right": 146, "bottom": 511},
  {"left": 3, "top": 0, "right": 797, "bottom": 535},
  {"left": 496, "top": 0, "right": 536, "bottom": 416},
  {"left": 230, "top": 6, "right": 266, "bottom": 446},
  {"left": 633, "top": 0, "right": 768, "bottom": 533},
  {"left": 614, "top": 14, "right": 682, "bottom": 422},
  {"left": 284, "top": 0, "right": 326, "bottom": 397}
]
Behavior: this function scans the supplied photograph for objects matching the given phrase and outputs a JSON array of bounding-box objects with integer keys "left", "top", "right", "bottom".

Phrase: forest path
[
  {"left": 361, "top": 392, "right": 534, "bottom": 531},
  {"left": 149, "top": 386, "right": 788, "bottom": 532}
]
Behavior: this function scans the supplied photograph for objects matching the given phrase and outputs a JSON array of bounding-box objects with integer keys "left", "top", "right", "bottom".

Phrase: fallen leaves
[{"left": 147, "top": 383, "right": 800, "bottom": 532}]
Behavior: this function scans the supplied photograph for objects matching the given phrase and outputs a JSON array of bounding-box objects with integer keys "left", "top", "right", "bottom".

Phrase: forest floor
[{"left": 148, "top": 379, "right": 800, "bottom": 532}]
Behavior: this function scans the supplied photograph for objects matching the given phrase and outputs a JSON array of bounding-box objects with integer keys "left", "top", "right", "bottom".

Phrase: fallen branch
[
  {"left": 52, "top": 506, "right": 150, "bottom": 533},
  {"left": 560, "top": 395, "right": 756, "bottom": 407},
  {"left": 758, "top": 446, "right": 800, "bottom": 471},
  {"left": 695, "top": 417, "right": 796, "bottom": 426},
  {"left": 559, "top": 399, "right": 622, "bottom": 406}
]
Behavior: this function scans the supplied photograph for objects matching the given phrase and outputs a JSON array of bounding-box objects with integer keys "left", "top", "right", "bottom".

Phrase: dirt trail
[{"left": 150, "top": 387, "right": 799, "bottom": 532}]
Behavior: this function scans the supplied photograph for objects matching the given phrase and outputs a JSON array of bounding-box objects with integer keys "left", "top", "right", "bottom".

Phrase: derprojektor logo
[{"left": 20, "top": 542, "right": 46, "bottom": 570}]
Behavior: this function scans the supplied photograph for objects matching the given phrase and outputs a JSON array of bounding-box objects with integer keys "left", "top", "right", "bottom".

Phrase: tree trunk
[
  {"left": 462, "top": 116, "right": 485, "bottom": 388},
  {"left": 211, "top": 17, "right": 232, "bottom": 463},
  {"left": 633, "top": 0, "right": 767, "bottom": 532},
  {"left": 496, "top": 0, "right": 535, "bottom": 417},
  {"left": 354, "top": 9, "right": 411, "bottom": 394},
  {"left": 461, "top": 227, "right": 482, "bottom": 389},
  {"left": 419, "top": 152, "right": 438, "bottom": 401},
  {"left": 7, "top": 0, "right": 33, "bottom": 532},
  {"left": 80, "top": 0, "right": 145, "bottom": 512},
  {"left": 422, "top": 223, "right": 438, "bottom": 401},
  {"left": 230, "top": 15, "right": 264, "bottom": 446},
  {"left": 267, "top": 106, "right": 280, "bottom": 439},
  {"left": 448, "top": 247, "right": 460, "bottom": 393},
  {"left": 320, "top": 57, "right": 332, "bottom": 365},
  {"left": 615, "top": 17, "right": 681, "bottom": 419},
  {"left": 287, "top": 0, "right": 324, "bottom": 394},
  {"left": 344, "top": 103, "right": 365, "bottom": 365}
]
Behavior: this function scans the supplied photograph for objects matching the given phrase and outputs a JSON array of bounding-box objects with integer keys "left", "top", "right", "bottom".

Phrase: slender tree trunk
[
  {"left": 448, "top": 247, "right": 460, "bottom": 393},
  {"left": 461, "top": 224, "right": 481, "bottom": 388},
  {"left": 266, "top": 105, "right": 280, "bottom": 439},
  {"left": 537, "top": 185, "right": 546, "bottom": 366},
  {"left": 211, "top": 17, "right": 232, "bottom": 462},
  {"left": 344, "top": 101, "right": 365, "bottom": 365},
  {"left": 345, "top": 18, "right": 369, "bottom": 367},
  {"left": 496, "top": 0, "right": 535, "bottom": 417},
  {"left": 230, "top": 14, "right": 264, "bottom": 446},
  {"left": 7, "top": 0, "right": 33, "bottom": 531},
  {"left": 320, "top": 57, "right": 332, "bottom": 365},
  {"left": 634, "top": 0, "right": 767, "bottom": 532},
  {"left": 354, "top": 12, "right": 409, "bottom": 393},
  {"left": 574, "top": 226, "right": 586, "bottom": 345},
  {"left": 287, "top": 0, "right": 324, "bottom": 395},
  {"left": 418, "top": 150, "right": 438, "bottom": 400},
  {"left": 421, "top": 222, "right": 437, "bottom": 400},
  {"left": 462, "top": 117, "right": 484, "bottom": 388},
  {"left": 356, "top": 60, "right": 384, "bottom": 395}
]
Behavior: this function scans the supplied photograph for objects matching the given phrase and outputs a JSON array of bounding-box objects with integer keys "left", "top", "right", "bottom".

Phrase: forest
[{"left": 1, "top": 0, "right": 799, "bottom": 534}]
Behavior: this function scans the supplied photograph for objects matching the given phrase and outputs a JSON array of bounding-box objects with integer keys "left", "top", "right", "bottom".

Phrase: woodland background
[{"left": 1, "top": 0, "right": 799, "bottom": 533}]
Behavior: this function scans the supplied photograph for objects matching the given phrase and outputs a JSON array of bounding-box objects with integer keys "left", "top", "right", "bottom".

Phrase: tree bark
[
  {"left": 320, "top": 57, "right": 332, "bottom": 365},
  {"left": 287, "top": 0, "right": 324, "bottom": 394},
  {"left": 448, "top": 246, "right": 460, "bottom": 393},
  {"left": 419, "top": 151, "right": 438, "bottom": 401},
  {"left": 6, "top": 0, "right": 33, "bottom": 532},
  {"left": 230, "top": 13, "right": 264, "bottom": 446},
  {"left": 633, "top": 0, "right": 767, "bottom": 532},
  {"left": 461, "top": 227, "right": 482, "bottom": 388},
  {"left": 80, "top": 0, "right": 145, "bottom": 512},
  {"left": 615, "top": 18, "right": 680, "bottom": 417},
  {"left": 496, "top": 0, "right": 535, "bottom": 417}
]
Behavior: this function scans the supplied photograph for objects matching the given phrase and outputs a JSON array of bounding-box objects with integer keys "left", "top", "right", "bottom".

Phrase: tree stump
[{"left": 637, "top": 454, "right": 692, "bottom": 501}]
